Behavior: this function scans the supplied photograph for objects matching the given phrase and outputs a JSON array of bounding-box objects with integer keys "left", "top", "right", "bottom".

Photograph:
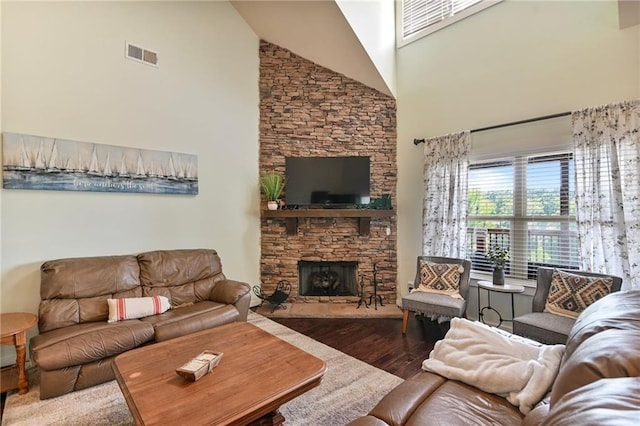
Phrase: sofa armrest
[
  {"left": 367, "top": 371, "right": 447, "bottom": 426},
  {"left": 209, "top": 279, "right": 250, "bottom": 305}
]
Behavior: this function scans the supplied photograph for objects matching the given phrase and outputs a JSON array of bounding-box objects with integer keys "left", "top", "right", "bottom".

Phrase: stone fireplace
[{"left": 259, "top": 41, "right": 397, "bottom": 306}]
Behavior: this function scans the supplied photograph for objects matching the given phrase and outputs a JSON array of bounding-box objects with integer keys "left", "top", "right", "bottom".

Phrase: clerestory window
[{"left": 398, "top": 0, "right": 503, "bottom": 47}]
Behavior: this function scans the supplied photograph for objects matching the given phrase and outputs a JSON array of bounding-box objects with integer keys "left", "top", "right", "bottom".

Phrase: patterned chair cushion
[
  {"left": 413, "top": 260, "right": 464, "bottom": 299},
  {"left": 544, "top": 269, "right": 613, "bottom": 319}
]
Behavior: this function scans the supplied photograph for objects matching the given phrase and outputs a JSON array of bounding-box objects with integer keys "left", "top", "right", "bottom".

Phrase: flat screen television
[{"left": 285, "top": 156, "right": 370, "bottom": 208}]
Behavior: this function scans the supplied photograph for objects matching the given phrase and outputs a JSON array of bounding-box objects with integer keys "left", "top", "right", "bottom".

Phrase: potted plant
[
  {"left": 260, "top": 172, "right": 285, "bottom": 210},
  {"left": 487, "top": 246, "right": 509, "bottom": 285}
]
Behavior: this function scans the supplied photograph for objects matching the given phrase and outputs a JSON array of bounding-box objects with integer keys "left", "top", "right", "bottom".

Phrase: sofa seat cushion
[
  {"left": 512, "top": 312, "right": 574, "bottom": 344},
  {"left": 358, "top": 371, "right": 522, "bottom": 426},
  {"left": 140, "top": 301, "right": 239, "bottom": 342},
  {"left": 30, "top": 320, "right": 154, "bottom": 371},
  {"left": 404, "top": 379, "right": 524, "bottom": 426}
]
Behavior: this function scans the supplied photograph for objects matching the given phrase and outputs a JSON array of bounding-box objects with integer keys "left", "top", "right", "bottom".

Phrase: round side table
[
  {"left": 1, "top": 312, "right": 38, "bottom": 394},
  {"left": 476, "top": 281, "right": 524, "bottom": 328}
]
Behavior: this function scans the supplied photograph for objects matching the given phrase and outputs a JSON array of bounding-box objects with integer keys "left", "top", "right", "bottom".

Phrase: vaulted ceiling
[
  {"left": 231, "top": 0, "right": 396, "bottom": 97},
  {"left": 231, "top": 0, "right": 638, "bottom": 99}
]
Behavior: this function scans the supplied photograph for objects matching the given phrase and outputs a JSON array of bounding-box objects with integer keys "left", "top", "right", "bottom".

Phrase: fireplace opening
[{"left": 298, "top": 261, "right": 358, "bottom": 296}]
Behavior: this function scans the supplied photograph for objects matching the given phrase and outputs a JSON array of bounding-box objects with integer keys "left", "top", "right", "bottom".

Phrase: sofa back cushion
[
  {"left": 549, "top": 289, "right": 640, "bottom": 405},
  {"left": 546, "top": 378, "right": 640, "bottom": 426},
  {"left": 39, "top": 255, "right": 142, "bottom": 332},
  {"left": 137, "top": 249, "right": 226, "bottom": 306},
  {"left": 563, "top": 289, "right": 640, "bottom": 359},
  {"left": 549, "top": 328, "right": 640, "bottom": 405}
]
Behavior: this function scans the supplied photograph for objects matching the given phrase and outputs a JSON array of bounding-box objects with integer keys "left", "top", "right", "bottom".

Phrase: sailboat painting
[{"left": 2, "top": 132, "right": 198, "bottom": 194}]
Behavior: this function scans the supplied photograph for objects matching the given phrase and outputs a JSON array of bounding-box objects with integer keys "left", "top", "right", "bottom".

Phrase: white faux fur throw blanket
[{"left": 422, "top": 318, "right": 565, "bottom": 414}]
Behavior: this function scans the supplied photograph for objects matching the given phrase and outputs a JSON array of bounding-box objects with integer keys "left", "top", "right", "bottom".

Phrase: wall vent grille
[{"left": 125, "top": 42, "right": 158, "bottom": 67}]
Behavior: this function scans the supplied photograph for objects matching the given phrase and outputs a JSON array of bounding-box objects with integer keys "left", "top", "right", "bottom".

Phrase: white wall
[
  {"left": 396, "top": 0, "right": 640, "bottom": 302},
  {"left": 1, "top": 1, "right": 260, "bottom": 362},
  {"left": 336, "top": 0, "right": 397, "bottom": 96},
  {"left": 232, "top": 0, "right": 394, "bottom": 96}
]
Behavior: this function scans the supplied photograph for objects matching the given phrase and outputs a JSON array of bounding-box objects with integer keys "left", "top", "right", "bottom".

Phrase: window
[
  {"left": 466, "top": 153, "right": 578, "bottom": 280},
  {"left": 398, "top": 0, "right": 502, "bottom": 46}
]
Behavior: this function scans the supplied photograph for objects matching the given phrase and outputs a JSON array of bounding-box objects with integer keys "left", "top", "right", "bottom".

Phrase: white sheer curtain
[
  {"left": 572, "top": 99, "right": 640, "bottom": 290},
  {"left": 422, "top": 131, "right": 470, "bottom": 257}
]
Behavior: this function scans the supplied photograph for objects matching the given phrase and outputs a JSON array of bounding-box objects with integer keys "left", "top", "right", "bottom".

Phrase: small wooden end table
[
  {"left": 477, "top": 281, "right": 525, "bottom": 328},
  {"left": 1, "top": 312, "right": 38, "bottom": 394}
]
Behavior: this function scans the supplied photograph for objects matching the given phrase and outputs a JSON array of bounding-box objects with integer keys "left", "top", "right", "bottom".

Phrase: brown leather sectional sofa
[
  {"left": 29, "top": 249, "right": 251, "bottom": 399},
  {"left": 348, "top": 289, "right": 640, "bottom": 425}
]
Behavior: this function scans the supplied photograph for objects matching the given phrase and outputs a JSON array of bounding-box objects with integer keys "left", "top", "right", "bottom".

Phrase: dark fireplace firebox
[{"left": 298, "top": 261, "right": 358, "bottom": 297}]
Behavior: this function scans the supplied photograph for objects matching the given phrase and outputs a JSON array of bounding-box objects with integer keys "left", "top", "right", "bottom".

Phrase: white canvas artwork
[{"left": 2, "top": 132, "right": 198, "bottom": 195}]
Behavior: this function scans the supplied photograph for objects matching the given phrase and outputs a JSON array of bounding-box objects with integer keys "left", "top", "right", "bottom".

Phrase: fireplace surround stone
[{"left": 258, "top": 41, "right": 397, "bottom": 306}]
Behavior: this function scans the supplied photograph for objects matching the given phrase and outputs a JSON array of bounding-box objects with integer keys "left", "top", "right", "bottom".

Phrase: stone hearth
[{"left": 253, "top": 301, "right": 403, "bottom": 319}]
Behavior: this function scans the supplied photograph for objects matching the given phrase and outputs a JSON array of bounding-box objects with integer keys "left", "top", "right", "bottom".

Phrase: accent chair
[
  {"left": 512, "top": 267, "right": 622, "bottom": 344},
  {"left": 401, "top": 256, "right": 472, "bottom": 334}
]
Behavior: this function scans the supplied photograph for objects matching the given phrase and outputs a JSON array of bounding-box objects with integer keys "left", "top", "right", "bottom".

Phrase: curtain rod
[{"left": 412, "top": 111, "right": 571, "bottom": 146}]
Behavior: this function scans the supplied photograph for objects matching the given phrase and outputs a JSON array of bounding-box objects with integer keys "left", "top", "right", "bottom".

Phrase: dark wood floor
[
  {"left": 0, "top": 315, "right": 443, "bottom": 418},
  {"left": 271, "top": 315, "right": 446, "bottom": 379}
]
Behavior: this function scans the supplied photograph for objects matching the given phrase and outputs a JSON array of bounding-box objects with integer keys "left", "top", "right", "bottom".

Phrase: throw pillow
[
  {"left": 544, "top": 269, "right": 613, "bottom": 319},
  {"left": 413, "top": 260, "right": 464, "bottom": 299},
  {"left": 107, "top": 296, "right": 171, "bottom": 323}
]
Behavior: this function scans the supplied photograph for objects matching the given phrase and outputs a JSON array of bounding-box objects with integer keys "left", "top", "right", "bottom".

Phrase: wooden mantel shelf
[{"left": 262, "top": 209, "right": 394, "bottom": 236}]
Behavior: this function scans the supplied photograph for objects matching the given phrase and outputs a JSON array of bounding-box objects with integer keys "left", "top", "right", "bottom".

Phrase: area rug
[{"left": 2, "top": 312, "right": 403, "bottom": 425}]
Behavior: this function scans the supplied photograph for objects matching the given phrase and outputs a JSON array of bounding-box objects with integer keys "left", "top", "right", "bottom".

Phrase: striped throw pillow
[{"left": 107, "top": 296, "right": 171, "bottom": 322}]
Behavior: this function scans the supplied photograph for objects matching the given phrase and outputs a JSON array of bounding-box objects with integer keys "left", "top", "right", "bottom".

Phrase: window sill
[{"left": 470, "top": 271, "right": 536, "bottom": 289}]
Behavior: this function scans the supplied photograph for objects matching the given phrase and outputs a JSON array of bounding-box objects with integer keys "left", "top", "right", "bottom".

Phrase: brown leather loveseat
[
  {"left": 348, "top": 289, "right": 640, "bottom": 425},
  {"left": 29, "top": 249, "right": 251, "bottom": 399}
]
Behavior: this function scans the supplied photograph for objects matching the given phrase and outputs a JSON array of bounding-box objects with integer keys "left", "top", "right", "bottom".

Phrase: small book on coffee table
[{"left": 176, "top": 351, "right": 223, "bottom": 382}]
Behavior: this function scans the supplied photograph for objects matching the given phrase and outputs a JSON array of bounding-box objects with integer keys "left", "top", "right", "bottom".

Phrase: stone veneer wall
[{"left": 259, "top": 41, "right": 397, "bottom": 304}]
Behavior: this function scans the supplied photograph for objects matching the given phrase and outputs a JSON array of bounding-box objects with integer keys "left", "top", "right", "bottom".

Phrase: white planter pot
[{"left": 267, "top": 201, "right": 278, "bottom": 210}]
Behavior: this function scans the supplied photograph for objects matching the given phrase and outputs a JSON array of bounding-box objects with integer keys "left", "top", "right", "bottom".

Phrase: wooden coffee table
[{"left": 113, "top": 321, "right": 326, "bottom": 426}]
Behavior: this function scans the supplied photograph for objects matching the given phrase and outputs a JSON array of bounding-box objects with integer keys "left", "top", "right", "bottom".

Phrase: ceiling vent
[{"left": 125, "top": 42, "right": 158, "bottom": 67}]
